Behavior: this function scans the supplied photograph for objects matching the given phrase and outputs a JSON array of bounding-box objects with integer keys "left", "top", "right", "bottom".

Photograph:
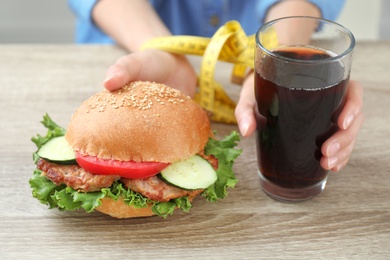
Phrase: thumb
[
  {"left": 235, "top": 73, "right": 257, "bottom": 137},
  {"left": 103, "top": 54, "right": 142, "bottom": 91}
]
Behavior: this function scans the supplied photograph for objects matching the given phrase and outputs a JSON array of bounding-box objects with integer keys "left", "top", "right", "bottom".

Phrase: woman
[{"left": 68, "top": 0, "right": 364, "bottom": 172}]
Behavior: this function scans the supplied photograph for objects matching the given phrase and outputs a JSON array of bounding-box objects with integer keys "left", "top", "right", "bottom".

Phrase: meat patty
[
  {"left": 121, "top": 176, "right": 203, "bottom": 202},
  {"left": 36, "top": 151, "right": 216, "bottom": 201},
  {"left": 37, "top": 158, "right": 120, "bottom": 192}
]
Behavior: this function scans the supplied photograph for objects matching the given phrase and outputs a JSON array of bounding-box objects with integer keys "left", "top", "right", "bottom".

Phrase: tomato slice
[{"left": 75, "top": 152, "right": 170, "bottom": 179}]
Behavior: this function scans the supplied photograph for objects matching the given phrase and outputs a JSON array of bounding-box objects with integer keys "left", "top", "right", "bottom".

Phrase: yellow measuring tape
[{"left": 141, "top": 20, "right": 277, "bottom": 124}]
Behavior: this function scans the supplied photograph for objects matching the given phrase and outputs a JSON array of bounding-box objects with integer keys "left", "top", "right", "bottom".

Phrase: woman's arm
[
  {"left": 92, "top": 0, "right": 197, "bottom": 96},
  {"left": 265, "top": 0, "right": 321, "bottom": 21},
  {"left": 236, "top": 0, "right": 322, "bottom": 136},
  {"left": 92, "top": 0, "right": 171, "bottom": 51}
]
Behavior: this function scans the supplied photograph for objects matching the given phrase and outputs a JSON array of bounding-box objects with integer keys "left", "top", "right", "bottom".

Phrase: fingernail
[
  {"left": 327, "top": 142, "right": 340, "bottom": 157},
  {"left": 239, "top": 118, "right": 250, "bottom": 136},
  {"left": 328, "top": 156, "right": 339, "bottom": 169},
  {"left": 343, "top": 114, "right": 354, "bottom": 129},
  {"left": 104, "top": 66, "right": 120, "bottom": 83},
  {"left": 104, "top": 74, "right": 116, "bottom": 83}
]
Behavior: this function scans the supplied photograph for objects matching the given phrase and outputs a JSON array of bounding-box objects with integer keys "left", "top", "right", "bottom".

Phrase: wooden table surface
[{"left": 1, "top": 43, "right": 389, "bottom": 259}]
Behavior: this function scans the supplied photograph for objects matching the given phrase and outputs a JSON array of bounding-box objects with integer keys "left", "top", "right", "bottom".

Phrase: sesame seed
[{"left": 84, "top": 81, "right": 188, "bottom": 114}]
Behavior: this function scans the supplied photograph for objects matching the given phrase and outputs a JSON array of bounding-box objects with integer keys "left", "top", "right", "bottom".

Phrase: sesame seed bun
[{"left": 65, "top": 81, "right": 211, "bottom": 163}]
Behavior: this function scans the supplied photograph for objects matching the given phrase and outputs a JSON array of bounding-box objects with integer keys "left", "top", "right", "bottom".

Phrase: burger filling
[{"left": 36, "top": 149, "right": 214, "bottom": 201}]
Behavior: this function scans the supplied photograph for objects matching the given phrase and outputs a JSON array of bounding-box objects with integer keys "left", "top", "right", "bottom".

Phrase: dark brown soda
[{"left": 255, "top": 46, "right": 348, "bottom": 189}]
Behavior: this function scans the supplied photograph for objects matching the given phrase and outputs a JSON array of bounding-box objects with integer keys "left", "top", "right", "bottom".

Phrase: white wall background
[
  {"left": 337, "top": 0, "right": 384, "bottom": 41},
  {"left": 0, "top": 0, "right": 388, "bottom": 43},
  {"left": 0, "top": 0, "right": 74, "bottom": 43}
]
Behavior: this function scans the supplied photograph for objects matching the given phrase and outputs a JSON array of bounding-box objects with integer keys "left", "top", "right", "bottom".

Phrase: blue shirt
[{"left": 68, "top": 0, "right": 346, "bottom": 44}]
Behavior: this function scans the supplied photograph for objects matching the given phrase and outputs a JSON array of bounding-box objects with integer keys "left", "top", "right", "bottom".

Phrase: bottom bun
[
  {"left": 96, "top": 197, "right": 155, "bottom": 218},
  {"left": 96, "top": 192, "right": 202, "bottom": 218}
]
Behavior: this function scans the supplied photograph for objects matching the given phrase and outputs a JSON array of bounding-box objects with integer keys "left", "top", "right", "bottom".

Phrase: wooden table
[{"left": 1, "top": 43, "right": 389, "bottom": 259}]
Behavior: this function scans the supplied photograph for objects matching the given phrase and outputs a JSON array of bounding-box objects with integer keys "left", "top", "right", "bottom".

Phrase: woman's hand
[
  {"left": 103, "top": 49, "right": 197, "bottom": 97},
  {"left": 320, "top": 80, "right": 364, "bottom": 171},
  {"left": 235, "top": 74, "right": 364, "bottom": 172}
]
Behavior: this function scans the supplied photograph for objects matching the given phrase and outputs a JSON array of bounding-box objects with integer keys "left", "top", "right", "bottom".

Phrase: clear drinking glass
[{"left": 254, "top": 16, "right": 355, "bottom": 201}]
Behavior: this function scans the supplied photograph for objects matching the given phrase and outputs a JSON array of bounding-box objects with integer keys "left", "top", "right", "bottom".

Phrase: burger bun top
[{"left": 65, "top": 81, "right": 211, "bottom": 163}]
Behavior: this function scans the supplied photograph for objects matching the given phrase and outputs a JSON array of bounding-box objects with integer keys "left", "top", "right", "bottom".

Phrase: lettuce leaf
[
  {"left": 29, "top": 169, "right": 65, "bottom": 209},
  {"left": 29, "top": 168, "right": 187, "bottom": 217},
  {"left": 29, "top": 114, "right": 241, "bottom": 218},
  {"left": 202, "top": 131, "right": 242, "bottom": 202},
  {"left": 152, "top": 197, "right": 192, "bottom": 216}
]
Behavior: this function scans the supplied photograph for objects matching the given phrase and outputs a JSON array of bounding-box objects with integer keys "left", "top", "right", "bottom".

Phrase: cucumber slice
[
  {"left": 160, "top": 155, "right": 217, "bottom": 190},
  {"left": 37, "top": 136, "right": 76, "bottom": 165}
]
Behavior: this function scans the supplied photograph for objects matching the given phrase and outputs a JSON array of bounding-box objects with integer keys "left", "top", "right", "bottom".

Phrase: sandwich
[{"left": 29, "top": 81, "right": 241, "bottom": 218}]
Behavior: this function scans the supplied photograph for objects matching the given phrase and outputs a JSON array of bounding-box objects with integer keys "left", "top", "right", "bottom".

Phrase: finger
[
  {"left": 103, "top": 50, "right": 164, "bottom": 91},
  {"left": 235, "top": 73, "right": 257, "bottom": 137},
  {"left": 103, "top": 50, "right": 197, "bottom": 96},
  {"left": 322, "top": 112, "right": 364, "bottom": 158},
  {"left": 331, "top": 158, "right": 349, "bottom": 172},
  {"left": 321, "top": 139, "right": 355, "bottom": 170},
  {"left": 103, "top": 64, "right": 131, "bottom": 91},
  {"left": 338, "top": 80, "right": 364, "bottom": 130},
  {"left": 103, "top": 54, "right": 142, "bottom": 91}
]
